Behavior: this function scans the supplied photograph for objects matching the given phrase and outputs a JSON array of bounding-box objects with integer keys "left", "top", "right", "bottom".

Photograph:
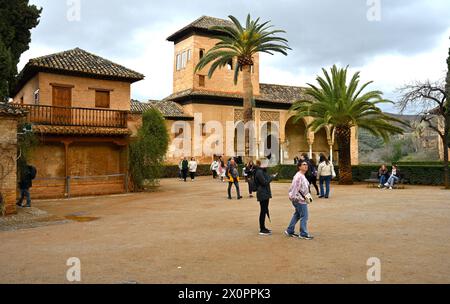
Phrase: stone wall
[{"left": 0, "top": 117, "right": 18, "bottom": 215}]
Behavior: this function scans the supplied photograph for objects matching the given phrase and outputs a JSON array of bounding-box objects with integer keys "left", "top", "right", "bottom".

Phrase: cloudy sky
[{"left": 19, "top": 0, "right": 450, "bottom": 113}]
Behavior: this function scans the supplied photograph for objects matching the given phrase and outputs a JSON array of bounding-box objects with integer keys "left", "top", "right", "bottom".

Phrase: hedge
[{"left": 162, "top": 164, "right": 449, "bottom": 186}]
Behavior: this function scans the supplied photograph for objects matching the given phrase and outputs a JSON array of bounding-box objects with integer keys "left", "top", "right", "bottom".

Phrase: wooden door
[{"left": 52, "top": 86, "right": 72, "bottom": 125}]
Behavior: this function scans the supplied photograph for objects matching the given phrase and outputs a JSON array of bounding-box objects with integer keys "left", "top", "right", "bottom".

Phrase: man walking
[
  {"left": 16, "top": 164, "right": 36, "bottom": 208},
  {"left": 285, "top": 161, "right": 314, "bottom": 240},
  {"left": 181, "top": 157, "right": 189, "bottom": 182},
  {"left": 227, "top": 159, "right": 242, "bottom": 200}
]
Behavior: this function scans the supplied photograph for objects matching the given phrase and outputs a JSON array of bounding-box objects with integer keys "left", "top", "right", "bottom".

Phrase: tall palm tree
[
  {"left": 194, "top": 14, "right": 290, "bottom": 159},
  {"left": 291, "top": 65, "right": 406, "bottom": 185}
]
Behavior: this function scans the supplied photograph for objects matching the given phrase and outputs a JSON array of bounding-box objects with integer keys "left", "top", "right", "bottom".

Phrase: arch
[
  {"left": 312, "top": 127, "right": 329, "bottom": 163},
  {"left": 284, "top": 116, "right": 309, "bottom": 163},
  {"left": 260, "top": 121, "right": 280, "bottom": 164}
]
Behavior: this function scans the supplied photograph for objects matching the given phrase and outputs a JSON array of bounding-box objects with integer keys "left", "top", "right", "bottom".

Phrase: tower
[{"left": 167, "top": 16, "right": 260, "bottom": 96}]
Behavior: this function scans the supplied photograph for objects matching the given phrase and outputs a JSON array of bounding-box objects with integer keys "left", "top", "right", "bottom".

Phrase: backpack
[
  {"left": 29, "top": 165, "right": 37, "bottom": 180},
  {"left": 252, "top": 169, "right": 260, "bottom": 192}
]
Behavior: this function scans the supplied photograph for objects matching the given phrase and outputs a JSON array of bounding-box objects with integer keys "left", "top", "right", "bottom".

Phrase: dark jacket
[
  {"left": 19, "top": 166, "right": 34, "bottom": 189},
  {"left": 244, "top": 164, "right": 255, "bottom": 178},
  {"left": 254, "top": 167, "right": 273, "bottom": 202},
  {"left": 182, "top": 160, "right": 189, "bottom": 170},
  {"left": 378, "top": 168, "right": 389, "bottom": 178}
]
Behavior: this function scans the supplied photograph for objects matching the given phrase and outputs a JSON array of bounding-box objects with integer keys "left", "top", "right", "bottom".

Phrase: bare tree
[{"left": 397, "top": 79, "right": 449, "bottom": 189}]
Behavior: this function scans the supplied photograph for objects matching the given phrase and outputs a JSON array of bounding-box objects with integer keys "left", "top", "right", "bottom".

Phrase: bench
[{"left": 364, "top": 172, "right": 409, "bottom": 189}]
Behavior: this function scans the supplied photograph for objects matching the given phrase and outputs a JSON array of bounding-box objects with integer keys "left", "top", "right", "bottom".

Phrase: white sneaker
[
  {"left": 384, "top": 183, "right": 389, "bottom": 187},
  {"left": 389, "top": 187, "right": 393, "bottom": 190}
]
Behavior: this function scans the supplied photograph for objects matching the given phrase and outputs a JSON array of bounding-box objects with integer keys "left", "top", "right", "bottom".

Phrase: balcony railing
[{"left": 13, "top": 104, "right": 128, "bottom": 128}]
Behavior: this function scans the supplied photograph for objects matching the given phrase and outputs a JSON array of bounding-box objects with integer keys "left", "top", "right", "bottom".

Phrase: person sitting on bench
[
  {"left": 378, "top": 164, "right": 389, "bottom": 188},
  {"left": 384, "top": 165, "right": 401, "bottom": 190}
]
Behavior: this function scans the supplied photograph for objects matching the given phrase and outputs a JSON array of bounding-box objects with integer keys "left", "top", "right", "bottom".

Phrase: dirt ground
[{"left": 1, "top": 177, "right": 449, "bottom": 284}]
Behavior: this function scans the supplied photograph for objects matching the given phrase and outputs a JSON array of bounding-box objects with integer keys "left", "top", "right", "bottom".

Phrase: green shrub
[{"left": 129, "top": 109, "right": 169, "bottom": 190}]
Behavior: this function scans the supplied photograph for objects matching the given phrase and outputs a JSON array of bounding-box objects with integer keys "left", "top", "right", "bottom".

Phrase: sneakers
[
  {"left": 237, "top": 196, "right": 243, "bottom": 200},
  {"left": 378, "top": 184, "right": 382, "bottom": 188},
  {"left": 259, "top": 229, "right": 272, "bottom": 236},
  {"left": 384, "top": 183, "right": 389, "bottom": 187},
  {"left": 389, "top": 187, "right": 393, "bottom": 190},
  {"left": 284, "top": 231, "right": 299, "bottom": 238},
  {"left": 16, "top": 203, "right": 23, "bottom": 208},
  {"left": 24, "top": 205, "right": 31, "bottom": 208},
  {"left": 299, "top": 234, "right": 314, "bottom": 240}
]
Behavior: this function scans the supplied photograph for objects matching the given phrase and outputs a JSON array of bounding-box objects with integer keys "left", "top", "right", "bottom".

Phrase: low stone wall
[{"left": 0, "top": 117, "right": 19, "bottom": 215}]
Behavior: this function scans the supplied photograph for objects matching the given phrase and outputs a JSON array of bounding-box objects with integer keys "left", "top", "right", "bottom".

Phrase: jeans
[
  {"left": 379, "top": 175, "right": 387, "bottom": 185},
  {"left": 181, "top": 169, "right": 188, "bottom": 182},
  {"left": 17, "top": 188, "right": 31, "bottom": 207},
  {"left": 259, "top": 200, "right": 270, "bottom": 230},
  {"left": 387, "top": 175, "right": 399, "bottom": 187},
  {"left": 228, "top": 180, "right": 241, "bottom": 198},
  {"left": 319, "top": 175, "right": 332, "bottom": 198},
  {"left": 286, "top": 202, "right": 309, "bottom": 237}
]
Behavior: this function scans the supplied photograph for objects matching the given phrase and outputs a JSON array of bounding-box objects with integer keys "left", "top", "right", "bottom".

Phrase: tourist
[
  {"left": 294, "top": 156, "right": 299, "bottom": 165},
  {"left": 16, "top": 164, "right": 37, "bottom": 208},
  {"left": 378, "top": 164, "right": 389, "bottom": 188},
  {"left": 218, "top": 156, "right": 226, "bottom": 182},
  {"left": 317, "top": 154, "right": 333, "bottom": 199},
  {"left": 285, "top": 161, "right": 314, "bottom": 240},
  {"left": 181, "top": 157, "right": 189, "bottom": 182},
  {"left": 244, "top": 160, "right": 256, "bottom": 198},
  {"left": 188, "top": 157, "right": 198, "bottom": 181},
  {"left": 301, "top": 153, "right": 320, "bottom": 196},
  {"left": 210, "top": 158, "right": 219, "bottom": 179},
  {"left": 226, "top": 159, "right": 242, "bottom": 200},
  {"left": 254, "top": 160, "right": 277, "bottom": 235},
  {"left": 385, "top": 164, "right": 401, "bottom": 190},
  {"left": 178, "top": 157, "right": 183, "bottom": 181}
]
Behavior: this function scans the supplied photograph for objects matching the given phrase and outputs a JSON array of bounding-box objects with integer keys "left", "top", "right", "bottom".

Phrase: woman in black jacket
[
  {"left": 244, "top": 161, "right": 255, "bottom": 198},
  {"left": 254, "top": 160, "right": 277, "bottom": 236}
]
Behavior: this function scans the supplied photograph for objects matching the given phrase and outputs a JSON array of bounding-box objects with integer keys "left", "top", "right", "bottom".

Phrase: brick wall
[
  {"left": 0, "top": 117, "right": 18, "bottom": 215},
  {"left": 14, "top": 72, "right": 131, "bottom": 111},
  {"left": 173, "top": 34, "right": 260, "bottom": 95}
]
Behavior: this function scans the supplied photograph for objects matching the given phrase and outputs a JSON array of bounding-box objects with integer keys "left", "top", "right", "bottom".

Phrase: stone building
[
  {"left": 12, "top": 48, "right": 144, "bottom": 199},
  {"left": 0, "top": 103, "right": 26, "bottom": 215},
  {"left": 132, "top": 16, "right": 359, "bottom": 165}
]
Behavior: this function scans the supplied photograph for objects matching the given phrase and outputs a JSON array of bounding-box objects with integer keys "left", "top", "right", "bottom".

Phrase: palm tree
[
  {"left": 194, "top": 14, "right": 290, "bottom": 159},
  {"left": 291, "top": 65, "right": 406, "bottom": 185}
]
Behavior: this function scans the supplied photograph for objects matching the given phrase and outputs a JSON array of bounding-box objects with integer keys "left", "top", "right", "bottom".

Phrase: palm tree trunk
[
  {"left": 242, "top": 65, "right": 254, "bottom": 160},
  {"left": 336, "top": 125, "right": 353, "bottom": 185}
]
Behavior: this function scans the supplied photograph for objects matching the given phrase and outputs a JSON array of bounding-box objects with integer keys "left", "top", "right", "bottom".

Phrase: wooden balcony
[{"left": 13, "top": 104, "right": 128, "bottom": 128}]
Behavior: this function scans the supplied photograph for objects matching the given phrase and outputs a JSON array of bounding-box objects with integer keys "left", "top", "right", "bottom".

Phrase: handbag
[{"left": 331, "top": 165, "right": 337, "bottom": 179}]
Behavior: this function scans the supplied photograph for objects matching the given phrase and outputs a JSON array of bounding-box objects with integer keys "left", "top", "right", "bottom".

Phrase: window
[
  {"left": 95, "top": 90, "right": 110, "bottom": 108},
  {"left": 181, "top": 51, "right": 188, "bottom": 69},
  {"left": 199, "top": 75, "right": 205, "bottom": 87},
  {"left": 175, "top": 126, "right": 184, "bottom": 137},
  {"left": 201, "top": 123, "right": 206, "bottom": 137},
  {"left": 187, "top": 49, "right": 192, "bottom": 61},
  {"left": 227, "top": 59, "right": 233, "bottom": 70},
  {"left": 176, "top": 54, "right": 182, "bottom": 71},
  {"left": 199, "top": 49, "right": 205, "bottom": 59}
]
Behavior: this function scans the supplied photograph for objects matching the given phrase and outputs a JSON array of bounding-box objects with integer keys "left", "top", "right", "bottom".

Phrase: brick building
[
  {"left": 133, "top": 16, "right": 359, "bottom": 165},
  {"left": 12, "top": 48, "right": 144, "bottom": 199}
]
